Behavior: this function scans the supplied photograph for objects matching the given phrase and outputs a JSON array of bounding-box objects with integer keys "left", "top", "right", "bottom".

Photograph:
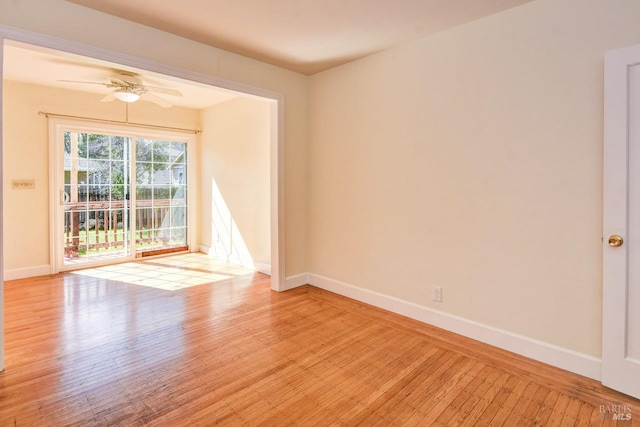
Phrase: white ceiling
[
  {"left": 3, "top": 1, "right": 535, "bottom": 109},
  {"left": 68, "top": 0, "right": 535, "bottom": 75},
  {"left": 3, "top": 41, "right": 239, "bottom": 110}
]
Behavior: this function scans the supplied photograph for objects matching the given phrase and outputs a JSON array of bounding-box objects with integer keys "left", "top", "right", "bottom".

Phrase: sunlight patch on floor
[{"left": 70, "top": 253, "right": 257, "bottom": 290}]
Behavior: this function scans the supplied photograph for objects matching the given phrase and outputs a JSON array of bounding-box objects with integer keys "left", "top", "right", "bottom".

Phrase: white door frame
[
  {"left": 602, "top": 43, "right": 640, "bottom": 399},
  {"left": 0, "top": 25, "right": 287, "bottom": 371},
  {"left": 49, "top": 118, "right": 198, "bottom": 272}
]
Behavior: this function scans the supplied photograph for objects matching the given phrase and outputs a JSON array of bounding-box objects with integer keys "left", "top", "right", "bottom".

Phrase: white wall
[
  {"left": 2, "top": 80, "right": 199, "bottom": 276},
  {"left": 200, "top": 97, "right": 271, "bottom": 270},
  {"left": 308, "top": 0, "right": 640, "bottom": 359},
  {"left": 5, "top": 0, "right": 640, "bottom": 378},
  {"left": 0, "top": 0, "right": 309, "bottom": 277}
]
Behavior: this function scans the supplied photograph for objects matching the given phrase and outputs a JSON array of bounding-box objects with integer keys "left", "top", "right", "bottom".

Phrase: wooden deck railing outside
[{"left": 64, "top": 198, "right": 185, "bottom": 257}]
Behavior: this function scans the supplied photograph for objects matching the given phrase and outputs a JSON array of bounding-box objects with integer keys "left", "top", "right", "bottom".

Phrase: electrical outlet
[{"left": 432, "top": 286, "right": 442, "bottom": 303}]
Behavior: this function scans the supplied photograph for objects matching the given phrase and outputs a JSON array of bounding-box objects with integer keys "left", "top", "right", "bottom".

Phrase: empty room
[{"left": 1, "top": 0, "right": 640, "bottom": 425}]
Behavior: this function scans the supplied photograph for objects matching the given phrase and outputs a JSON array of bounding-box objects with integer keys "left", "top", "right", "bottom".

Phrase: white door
[{"left": 603, "top": 43, "right": 640, "bottom": 399}]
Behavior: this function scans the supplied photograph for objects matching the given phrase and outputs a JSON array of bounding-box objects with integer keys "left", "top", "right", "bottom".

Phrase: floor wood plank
[{"left": 1, "top": 253, "right": 638, "bottom": 425}]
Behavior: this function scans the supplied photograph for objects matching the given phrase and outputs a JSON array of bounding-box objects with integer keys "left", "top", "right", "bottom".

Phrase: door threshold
[{"left": 136, "top": 246, "right": 189, "bottom": 258}]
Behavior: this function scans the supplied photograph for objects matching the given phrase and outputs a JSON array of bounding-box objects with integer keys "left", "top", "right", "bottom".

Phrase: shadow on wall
[{"left": 209, "top": 177, "right": 255, "bottom": 270}]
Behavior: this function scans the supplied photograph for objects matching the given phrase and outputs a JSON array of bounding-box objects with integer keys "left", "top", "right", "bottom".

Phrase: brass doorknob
[{"left": 608, "top": 235, "right": 624, "bottom": 247}]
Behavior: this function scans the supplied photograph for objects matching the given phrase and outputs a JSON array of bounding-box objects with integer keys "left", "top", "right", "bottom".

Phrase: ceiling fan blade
[
  {"left": 142, "top": 92, "right": 172, "bottom": 108},
  {"left": 100, "top": 92, "right": 117, "bottom": 103},
  {"left": 58, "top": 79, "right": 109, "bottom": 86},
  {"left": 145, "top": 86, "right": 183, "bottom": 97},
  {"left": 110, "top": 77, "right": 137, "bottom": 87}
]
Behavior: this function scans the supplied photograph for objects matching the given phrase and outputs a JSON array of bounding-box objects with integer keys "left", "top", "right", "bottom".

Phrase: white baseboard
[
  {"left": 4, "top": 265, "right": 52, "bottom": 281},
  {"left": 4, "top": 258, "right": 599, "bottom": 381},
  {"left": 254, "top": 262, "right": 271, "bottom": 276},
  {"left": 284, "top": 273, "right": 309, "bottom": 291},
  {"left": 306, "top": 273, "right": 602, "bottom": 381},
  {"left": 199, "top": 245, "right": 271, "bottom": 275}
]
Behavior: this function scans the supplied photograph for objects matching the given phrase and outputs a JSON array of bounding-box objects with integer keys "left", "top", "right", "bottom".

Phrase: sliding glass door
[
  {"left": 54, "top": 122, "right": 192, "bottom": 270},
  {"left": 63, "top": 131, "right": 132, "bottom": 264}
]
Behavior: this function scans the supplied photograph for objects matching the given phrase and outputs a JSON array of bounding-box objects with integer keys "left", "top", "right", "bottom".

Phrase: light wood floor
[{"left": 1, "top": 254, "right": 638, "bottom": 426}]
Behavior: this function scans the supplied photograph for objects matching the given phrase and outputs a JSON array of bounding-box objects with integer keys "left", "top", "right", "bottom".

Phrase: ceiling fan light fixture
[{"left": 114, "top": 90, "right": 140, "bottom": 103}]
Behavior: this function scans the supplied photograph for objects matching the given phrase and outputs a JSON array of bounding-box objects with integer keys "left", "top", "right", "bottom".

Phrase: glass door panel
[
  {"left": 135, "top": 138, "right": 188, "bottom": 254},
  {"left": 63, "top": 132, "right": 131, "bottom": 265}
]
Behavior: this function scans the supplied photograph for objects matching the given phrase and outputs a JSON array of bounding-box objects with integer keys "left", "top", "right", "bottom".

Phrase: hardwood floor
[{"left": 1, "top": 253, "right": 638, "bottom": 426}]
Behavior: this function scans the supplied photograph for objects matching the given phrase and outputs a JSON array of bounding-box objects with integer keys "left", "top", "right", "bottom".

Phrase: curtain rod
[{"left": 38, "top": 111, "right": 201, "bottom": 134}]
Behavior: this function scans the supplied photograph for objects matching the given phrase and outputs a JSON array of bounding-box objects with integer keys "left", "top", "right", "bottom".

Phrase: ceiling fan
[{"left": 59, "top": 72, "right": 182, "bottom": 108}]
